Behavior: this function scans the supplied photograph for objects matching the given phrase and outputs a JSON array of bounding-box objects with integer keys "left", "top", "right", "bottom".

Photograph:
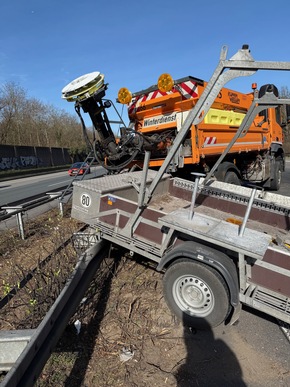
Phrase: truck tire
[
  {"left": 269, "top": 160, "right": 282, "bottom": 191},
  {"left": 163, "top": 259, "right": 230, "bottom": 329},
  {"left": 224, "top": 171, "right": 241, "bottom": 185}
]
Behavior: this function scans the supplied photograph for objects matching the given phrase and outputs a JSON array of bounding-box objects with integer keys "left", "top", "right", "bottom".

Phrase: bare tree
[
  {"left": 0, "top": 81, "right": 87, "bottom": 151},
  {"left": 0, "top": 81, "right": 27, "bottom": 144}
]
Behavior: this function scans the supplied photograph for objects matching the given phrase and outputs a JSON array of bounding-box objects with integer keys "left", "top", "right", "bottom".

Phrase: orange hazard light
[
  {"left": 158, "top": 73, "right": 174, "bottom": 92},
  {"left": 118, "top": 87, "right": 132, "bottom": 104}
]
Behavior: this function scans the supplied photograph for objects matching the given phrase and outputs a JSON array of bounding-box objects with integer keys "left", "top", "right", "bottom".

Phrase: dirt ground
[
  {"left": 1, "top": 211, "right": 290, "bottom": 386},
  {"left": 39, "top": 253, "right": 290, "bottom": 387}
]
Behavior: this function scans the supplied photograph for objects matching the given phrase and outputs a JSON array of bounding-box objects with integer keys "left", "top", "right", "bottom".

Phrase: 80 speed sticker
[{"left": 80, "top": 192, "right": 92, "bottom": 208}]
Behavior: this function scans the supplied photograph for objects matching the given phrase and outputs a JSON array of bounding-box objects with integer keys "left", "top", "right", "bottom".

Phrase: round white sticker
[{"left": 80, "top": 193, "right": 92, "bottom": 208}]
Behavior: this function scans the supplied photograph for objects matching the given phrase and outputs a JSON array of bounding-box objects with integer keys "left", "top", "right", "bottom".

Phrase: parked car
[{"left": 68, "top": 162, "right": 91, "bottom": 176}]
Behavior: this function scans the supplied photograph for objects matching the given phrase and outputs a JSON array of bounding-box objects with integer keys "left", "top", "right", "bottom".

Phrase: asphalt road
[
  {"left": 1, "top": 161, "right": 290, "bottom": 208},
  {"left": 0, "top": 166, "right": 107, "bottom": 207}
]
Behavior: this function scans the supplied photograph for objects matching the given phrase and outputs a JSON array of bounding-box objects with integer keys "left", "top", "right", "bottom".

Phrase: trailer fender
[{"left": 157, "top": 241, "right": 240, "bottom": 307}]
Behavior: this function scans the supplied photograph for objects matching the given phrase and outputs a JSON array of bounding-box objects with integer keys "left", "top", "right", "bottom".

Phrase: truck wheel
[
  {"left": 163, "top": 259, "right": 230, "bottom": 329},
  {"left": 224, "top": 171, "right": 241, "bottom": 185},
  {"left": 269, "top": 160, "right": 282, "bottom": 191}
]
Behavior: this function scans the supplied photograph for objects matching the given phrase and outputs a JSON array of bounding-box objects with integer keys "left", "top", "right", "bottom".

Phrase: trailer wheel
[
  {"left": 224, "top": 171, "right": 241, "bottom": 185},
  {"left": 269, "top": 160, "right": 282, "bottom": 191},
  {"left": 163, "top": 259, "right": 230, "bottom": 329}
]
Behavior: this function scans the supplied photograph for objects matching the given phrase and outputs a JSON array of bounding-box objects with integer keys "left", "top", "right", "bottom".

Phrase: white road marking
[{"left": 48, "top": 179, "right": 72, "bottom": 187}]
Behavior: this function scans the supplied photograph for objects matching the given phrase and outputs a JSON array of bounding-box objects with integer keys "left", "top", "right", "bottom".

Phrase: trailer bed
[
  {"left": 150, "top": 191, "right": 289, "bottom": 250},
  {"left": 71, "top": 170, "right": 290, "bottom": 325},
  {"left": 71, "top": 170, "right": 290, "bottom": 257}
]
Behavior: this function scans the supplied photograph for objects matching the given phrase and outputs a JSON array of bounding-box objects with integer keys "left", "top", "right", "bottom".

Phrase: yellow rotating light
[
  {"left": 61, "top": 71, "right": 105, "bottom": 102},
  {"left": 118, "top": 87, "right": 132, "bottom": 104},
  {"left": 158, "top": 73, "right": 174, "bottom": 92}
]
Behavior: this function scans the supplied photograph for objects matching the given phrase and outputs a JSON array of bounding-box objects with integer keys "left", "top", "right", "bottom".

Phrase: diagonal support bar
[{"left": 120, "top": 45, "right": 290, "bottom": 237}]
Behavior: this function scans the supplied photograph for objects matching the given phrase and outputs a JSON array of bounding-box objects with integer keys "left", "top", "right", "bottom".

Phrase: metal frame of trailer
[{"left": 3, "top": 44, "right": 290, "bottom": 386}]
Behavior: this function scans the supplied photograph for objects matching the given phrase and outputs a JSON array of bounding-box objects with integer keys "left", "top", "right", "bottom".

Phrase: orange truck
[
  {"left": 119, "top": 76, "right": 285, "bottom": 190},
  {"left": 61, "top": 46, "right": 286, "bottom": 190}
]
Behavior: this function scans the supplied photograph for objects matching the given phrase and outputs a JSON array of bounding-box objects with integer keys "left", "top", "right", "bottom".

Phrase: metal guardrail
[
  {"left": 0, "top": 192, "right": 66, "bottom": 239},
  {"left": 0, "top": 165, "right": 107, "bottom": 239},
  {"left": 1, "top": 239, "right": 108, "bottom": 387}
]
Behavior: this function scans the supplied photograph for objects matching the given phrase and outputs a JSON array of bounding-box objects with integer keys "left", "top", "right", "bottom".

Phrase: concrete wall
[{"left": 0, "top": 144, "right": 71, "bottom": 170}]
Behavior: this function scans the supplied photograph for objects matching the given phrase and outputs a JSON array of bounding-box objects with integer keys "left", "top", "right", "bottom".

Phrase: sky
[{"left": 1, "top": 0, "right": 290, "bottom": 129}]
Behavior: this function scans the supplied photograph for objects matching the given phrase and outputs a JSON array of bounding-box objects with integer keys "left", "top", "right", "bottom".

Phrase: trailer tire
[
  {"left": 163, "top": 259, "right": 230, "bottom": 329},
  {"left": 224, "top": 171, "right": 241, "bottom": 185},
  {"left": 269, "top": 160, "right": 282, "bottom": 191}
]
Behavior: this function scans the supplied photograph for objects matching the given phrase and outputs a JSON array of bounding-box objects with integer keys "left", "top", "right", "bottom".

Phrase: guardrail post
[
  {"left": 16, "top": 212, "right": 25, "bottom": 240},
  {"left": 1, "top": 206, "right": 25, "bottom": 239},
  {"left": 46, "top": 192, "right": 63, "bottom": 217},
  {"left": 59, "top": 200, "right": 64, "bottom": 217}
]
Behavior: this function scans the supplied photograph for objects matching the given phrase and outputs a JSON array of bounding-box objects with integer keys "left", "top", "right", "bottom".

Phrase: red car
[{"left": 68, "top": 162, "right": 91, "bottom": 176}]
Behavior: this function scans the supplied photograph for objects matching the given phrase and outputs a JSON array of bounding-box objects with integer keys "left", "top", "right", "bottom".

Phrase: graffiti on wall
[
  {"left": 0, "top": 145, "right": 71, "bottom": 169},
  {"left": 0, "top": 156, "right": 42, "bottom": 170}
]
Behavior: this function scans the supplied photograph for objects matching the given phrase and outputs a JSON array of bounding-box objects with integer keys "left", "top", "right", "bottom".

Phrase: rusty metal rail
[
  {"left": 1, "top": 239, "right": 109, "bottom": 387},
  {"left": 0, "top": 226, "right": 87, "bottom": 311}
]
